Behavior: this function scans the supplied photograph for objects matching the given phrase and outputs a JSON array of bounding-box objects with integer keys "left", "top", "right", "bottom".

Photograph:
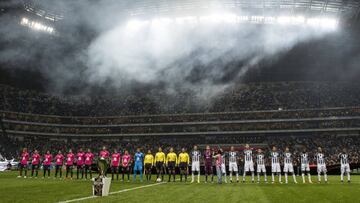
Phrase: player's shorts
[
  {"left": 192, "top": 161, "right": 200, "bottom": 172},
  {"left": 145, "top": 163, "right": 152, "bottom": 171},
  {"left": 317, "top": 164, "right": 327, "bottom": 173},
  {"left": 229, "top": 162, "right": 238, "bottom": 172},
  {"left": 156, "top": 162, "right": 164, "bottom": 171},
  {"left": 244, "top": 162, "right": 254, "bottom": 172},
  {"left": 85, "top": 165, "right": 92, "bottom": 171},
  {"left": 179, "top": 162, "right": 188, "bottom": 171},
  {"left": 221, "top": 163, "right": 226, "bottom": 174},
  {"left": 341, "top": 164, "right": 351, "bottom": 173},
  {"left": 283, "top": 163, "right": 294, "bottom": 173},
  {"left": 134, "top": 162, "right": 143, "bottom": 171},
  {"left": 111, "top": 166, "right": 119, "bottom": 172},
  {"left": 77, "top": 165, "right": 84, "bottom": 170},
  {"left": 19, "top": 163, "right": 27, "bottom": 169},
  {"left": 32, "top": 164, "right": 39, "bottom": 170},
  {"left": 66, "top": 165, "right": 73, "bottom": 171},
  {"left": 167, "top": 161, "right": 176, "bottom": 170},
  {"left": 257, "top": 164, "right": 266, "bottom": 173},
  {"left": 204, "top": 163, "right": 212, "bottom": 175},
  {"left": 301, "top": 163, "right": 310, "bottom": 172},
  {"left": 43, "top": 165, "right": 50, "bottom": 170},
  {"left": 55, "top": 165, "right": 62, "bottom": 170},
  {"left": 272, "top": 163, "right": 281, "bottom": 173},
  {"left": 122, "top": 165, "right": 130, "bottom": 173}
]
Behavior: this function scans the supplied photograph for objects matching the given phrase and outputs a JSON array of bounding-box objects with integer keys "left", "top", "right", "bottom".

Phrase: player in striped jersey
[
  {"left": 178, "top": 148, "right": 190, "bottom": 182},
  {"left": 144, "top": 150, "right": 154, "bottom": 182},
  {"left": 166, "top": 147, "right": 178, "bottom": 182},
  {"left": 191, "top": 145, "right": 201, "bottom": 183},
  {"left": 228, "top": 146, "right": 239, "bottom": 183},
  {"left": 271, "top": 146, "right": 282, "bottom": 184},
  {"left": 242, "top": 144, "right": 254, "bottom": 183},
  {"left": 339, "top": 148, "right": 351, "bottom": 183},
  {"left": 283, "top": 147, "right": 298, "bottom": 184},
  {"left": 256, "top": 148, "right": 267, "bottom": 183},
  {"left": 300, "top": 148, "right": 312, "bottom": 183},
  {"left": 315, "top": 147, "right": 328, "bottom": 183},
  {"left": 155, "top": 147, "right": 166, "bottom": 182}
]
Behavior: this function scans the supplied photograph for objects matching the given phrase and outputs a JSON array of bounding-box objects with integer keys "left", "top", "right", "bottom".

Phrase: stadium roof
[{"left": 23, "top": 0, "right": 360, "bottom": 21}]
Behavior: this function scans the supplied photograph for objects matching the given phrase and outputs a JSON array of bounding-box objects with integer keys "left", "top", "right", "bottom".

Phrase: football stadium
[{"left": 0, "top": 0, "right": 360, "bottom": 202}]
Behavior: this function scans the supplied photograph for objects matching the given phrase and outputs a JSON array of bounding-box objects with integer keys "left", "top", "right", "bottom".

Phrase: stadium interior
[{"left": 0, "top": 0, "right": 360, "bottom": 202}]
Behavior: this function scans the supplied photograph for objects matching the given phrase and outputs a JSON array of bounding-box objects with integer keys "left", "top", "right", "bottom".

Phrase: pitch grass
[{"left": 0, "top": 171, "right": 359, "bottom": 203}]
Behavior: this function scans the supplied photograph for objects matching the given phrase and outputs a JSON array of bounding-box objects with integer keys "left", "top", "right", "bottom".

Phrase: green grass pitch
[{"left": 1, "top": 171, "right": 359, "bottom": 203}]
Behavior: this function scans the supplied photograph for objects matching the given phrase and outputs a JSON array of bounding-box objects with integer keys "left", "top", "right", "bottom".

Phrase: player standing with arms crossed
[
  {"left": 166, "top": 147, "right": 177, "bottom": 182},
  {"left": 256, "top": 148, "right": 267, "bottom": 183},
  {"left": 271, "top": 146, "right": 282, "bottom": 184},
  {"left": 18, "top": 148, "right": 29, "bottom": 178},
  {"left": 203, "top": 146, "right": 213, "bottom": 183},
  {"left": 65, "top": 149, "right": 75, "bottom": 179},
  {"left": 54, "top": 150, "right": 64, "bottom": 179},
  {"left": 283, "top": 147, "right": 298, "bottom": 184},
  {"left": 339, "top": 148, "right": 351, "bottom": 183},
  {"left": 154, "top": 147, "right": 166, "bottom": 182},
  {"left": 84, "top": 149, "right": 94, "bottom": 179},
  {"left": 111, "top": 149, "right": 121, "bottom": 180},
  {"left": 133, "top": 148, "right": 144, "bottom": 182},
  {"left": 178, "top": 148, "right": 190, "bottom": 182},
  {"left": 191, "top": 145, "right": 201, "bottom": 183},
  {"left": 144, "top": 150, "right": 154, "bottom": 182},
  {"left": 30, "top": 149, "right": 40, "bottom": 178},
  {"left": 315, "top": 147, "right": 328, "bottom": 183},
  {"left": 76, "top": 148, "right": 85, "bottom": 179},
  {"left": 228, "top": 146, "right": 239, "bottom": 183},
  {"left": 121, "top": 150, "right": 132, "bottom": 182},
  {"left": 300, "top": 148, "right": 312, "bottom": 183},
  {"left": 43, "top": 150, "right": 52, "bottom": 178},
  {"left": 243, "top": 144, "right": 254, "bottom": 183}
]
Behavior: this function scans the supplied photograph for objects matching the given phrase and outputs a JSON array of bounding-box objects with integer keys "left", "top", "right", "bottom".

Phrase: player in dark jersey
[{"left": 204, "top": 145, "right": 213, "bottom": 183}]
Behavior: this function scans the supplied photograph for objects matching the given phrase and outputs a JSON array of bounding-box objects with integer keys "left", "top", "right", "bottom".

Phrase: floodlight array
[{"left": 20, "top": 17, "right": 55, "bottom": 34}]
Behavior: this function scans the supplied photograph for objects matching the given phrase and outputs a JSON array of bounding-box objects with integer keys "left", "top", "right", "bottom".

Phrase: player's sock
[
  {"left": 197, "top": 173, "right": 200, "bottom": 183},
  {"left": 272, "top": 173, "right": 275, "bottom": 182},
  {"left": 302, "top": 173, "right": 305, "bottom": 183},
  {"left": 180, "top": 174, "right": 183, "bottom": 182},
  {"left": 292, "top": 173, "right": 297, "bottom": 183},
  {"left": 229, "top": 173, "right": 232, "bottom": 182},
  {"left": 341, "top": 172, "right": 344, "bottom": 181},
  {"left": 279, "top": 173, "right": 282, "bottom": 183},
  {"left": 324, "top": 173, "right": 328, "bottom": 182},
  {"left": 173, "top": 172, "right": 175, "bottom": 182},
  {"left": 243, "top": 172, "right": 246, "bottom": 182},
  {"left": 133, "top": 172, "right": 136, "bottom": 181},
  {"left": 308, "top": 174, "right": 311, "bottom": 183},
  {"left": 285, "top": 173, "right": 288, "bottom": 183},
  {"left": 318, "top": 173, "right": 321, "bottom": 182},
  {"left": 257, "top": 173, "right": 260, "bottom": 182},
  {"left": 191, "top": 172, "right": 194, "bottom": 182},
  {"left": 205, "top": 175, "right": 208, "bottom": 182},
  {"left": 236, "top": 173, "right": 239, "bottom": 181},
  {"left": 347, "top": 173, "right": 350, "bottom": 182},
  {"left": 264, "top": 174, "right": 267, "bottom": 182},
  {"left": 140, "top": 170, "right": 143, "bottom": 181},
  {"left": 251, "top": 172, "right": 254, "bottom": 182}
]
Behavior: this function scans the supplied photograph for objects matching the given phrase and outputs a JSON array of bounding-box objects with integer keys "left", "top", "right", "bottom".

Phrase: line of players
[{"left": 17, "top": 144, "right": 352, "bottom": 184}]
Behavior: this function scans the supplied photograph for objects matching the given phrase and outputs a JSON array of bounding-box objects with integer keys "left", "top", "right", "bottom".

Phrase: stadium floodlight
[{"left": 20, "top": 17, "right": 55, "bottom": 34}]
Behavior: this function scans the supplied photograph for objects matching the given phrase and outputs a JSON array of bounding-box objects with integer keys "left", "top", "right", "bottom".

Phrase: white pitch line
[{"left": 58, "top": 181, "right": 167, "bottom": 203}]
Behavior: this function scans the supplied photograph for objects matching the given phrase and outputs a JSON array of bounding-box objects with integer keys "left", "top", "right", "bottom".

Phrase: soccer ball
[{"left": 156, "top": 178, "right": 162, "bottom": 182}]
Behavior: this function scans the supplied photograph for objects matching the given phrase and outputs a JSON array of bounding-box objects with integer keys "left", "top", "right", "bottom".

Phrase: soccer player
[
  {"left": 243, "top": 144, "right": 254, "bottom": 183},
  {"left": 76, "top": 148, "right": 85, "bottom": 179},
  {"left": 339, "top": 148, "right": 351, "bottom": 183},
  {"left": 191, "top": 145, "right": 201, "bottom": 183},
  {"left": 18, "top": 148, "right": 29, "bottom": 178},
  {"left": 31, "top": 149, "right": 41, "bottom": 178},
  {"left": 271, "top": 146, "right": 282, "bottom": 184},
  {"left": 43, "top": 150, "right": 52, "bottom": 178},
  {"left": 256, "top": 148, "right": 267, "bottom": 183},
  {"left": 54, "top": 150, "right": 64, "bottom": 178},
  {"left": 213, "top": 149, "right": 223, "bottom": 184},
  {"left": 84, "top": 148, "right": 94, "bottom": 179},
  {"left": 121, "top": 150, "right": 132, "bottom": 182},
  {"left": 111, "top": 149, "right": 121, "bottom": 180},
  {"left": 133, "top": 148, "right": 144, "bottom": 182},
  {"left": 221, "top": 150, "right": 227, "bottom": 183},
  {"left": 300, "top": 148, "right": 312, "bottom": 183},
  {"left": 166, "top": 147, "right": 177, "bottom": 182},
  {"left": 228, "top": 146, "right": 239, "bottom": 183},
  {"left": 283, "top": 147, "right": 297, "bottom": 184},
  {"left": 204, "top": 145, "right": 213, "bottom": 183},
  {"left": 144, "top": 150, "right": 154, "bottom": 181},
  {"left": 99, "top": 146, "right": 110, "bottom": 176},
  {"left": 315, "top": 147, "right": 328, "bottom": 183},
  {"left": 154, "top": 147, "right": 166, "bottom": 182},
  {"left": 178, "top": 148, "right": 190, "bottom": 182},
  {"left": 66, "top": 149, "right": 75, "bottom": 179}
]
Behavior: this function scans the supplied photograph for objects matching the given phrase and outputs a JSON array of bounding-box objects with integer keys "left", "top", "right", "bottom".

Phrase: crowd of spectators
[{"left": 1, "top": 81, "right": 360, "bottom": 117}]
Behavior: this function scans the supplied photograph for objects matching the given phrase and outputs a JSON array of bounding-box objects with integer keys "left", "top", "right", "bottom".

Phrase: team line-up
[{"left": 16, "top": 144, "right": 352, "bottom": 184}]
